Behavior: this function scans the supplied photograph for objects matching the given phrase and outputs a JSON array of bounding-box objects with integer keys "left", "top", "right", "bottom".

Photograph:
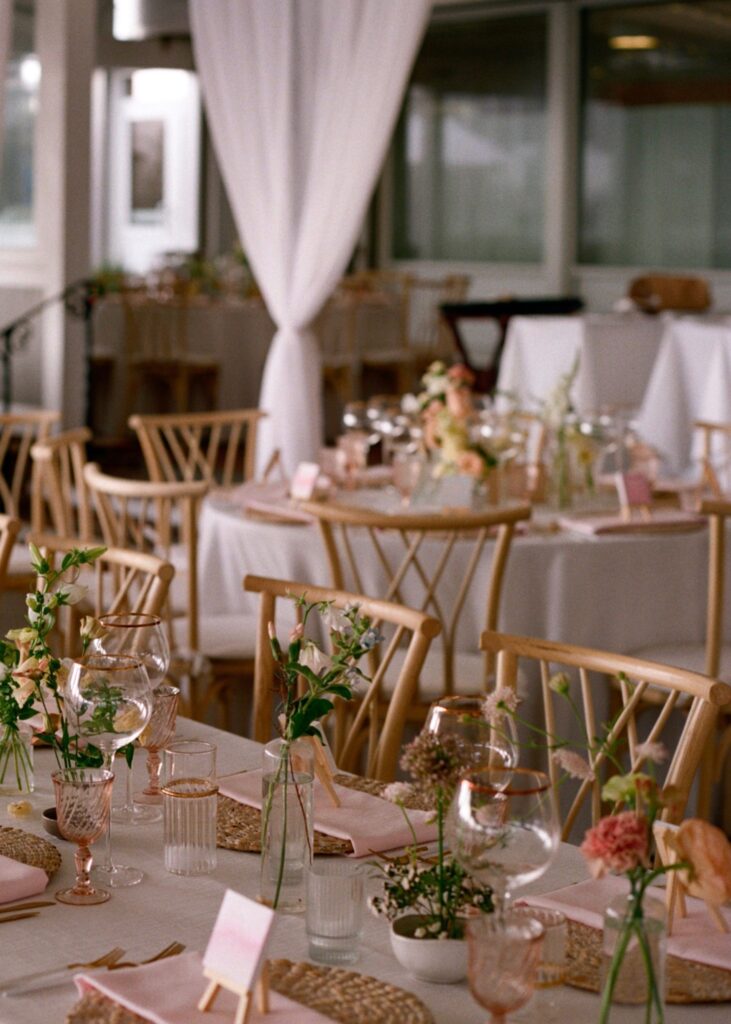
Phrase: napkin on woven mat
[
  {"left": 218, "top": 770, "right": 437, "bottom": 857},
  {"left": 0, "top": 853, "right": 47, "bottom": 904},
  {"left": 558, "top": 509, "right": 705, "bottom": 537},
  {"left": 526, "top": 876, "right": 731, "bottom": 971},
  {"left": 76, "top": 952, "right": 330, "bottom": 1024}
]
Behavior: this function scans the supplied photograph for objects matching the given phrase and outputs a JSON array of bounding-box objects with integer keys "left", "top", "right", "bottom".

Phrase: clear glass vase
[
  {"left": 0, "top": 723, "right": 34, "bottom": 795},
  {"left": 260, "top": 737, "right": 314, "bottom": 914},
  {"left": 600, "top": 891, "right": 666, "bottom": 1023}
]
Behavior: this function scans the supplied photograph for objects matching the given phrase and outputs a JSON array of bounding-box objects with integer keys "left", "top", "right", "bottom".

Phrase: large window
[
  {"left": 393, "top": 12, "right": 547, "bottom": 264},
  {"left": 0, "top": 0, "right": 39, "bottom": 249},
  {"left": 580, "top": 1, "right": 731, "bottom": 268}
]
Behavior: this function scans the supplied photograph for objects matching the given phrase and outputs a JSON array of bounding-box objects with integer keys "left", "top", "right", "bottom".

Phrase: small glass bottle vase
[
  {"left": 600, "top": 891, "right": 666, "bottom": 1023},
  {"left": 0, "top": 723, "right": 34, "bottom": 795},
  {"left": 260, "top": 737, "right": 314, "bottom": 914}
]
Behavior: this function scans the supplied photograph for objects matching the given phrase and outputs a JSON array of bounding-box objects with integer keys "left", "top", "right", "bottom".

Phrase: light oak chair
[
  {"left": 244, "top": 574, "right": 441, "bottom": 781},
  {"left": 0, "top": 514, "right": 22, "bottom": 589},
  {"left": 83, "top": 463, "right": 252, "bottom": 719},
  {"left": 30, "top": 427, "right": 96, "bottom": 541},
  {"left": 299, "top": 500, "right": 531, "bottom": 712},
  {"left": 129, "top": 409, "right": 265, "bottom": 487},
  {"left": 34, "top": 536, "right": 175, "bottom": 659},
  {"left": 480, "top": 630, "right": 731, "bottom": 841},
  {"left": 696, "top": 420, "right": 731, "bottom": 498}
]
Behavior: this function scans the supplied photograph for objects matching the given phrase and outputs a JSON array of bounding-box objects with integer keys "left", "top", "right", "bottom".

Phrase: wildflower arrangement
[
  {"left": 403, "top": 361, "right": 497, "bottom": 481},
  {"left": 0, "top": 543, "right": 107, "bottom": 780},
  {"left": 370, "top": 732, "right": 493, "bottom": 939}
]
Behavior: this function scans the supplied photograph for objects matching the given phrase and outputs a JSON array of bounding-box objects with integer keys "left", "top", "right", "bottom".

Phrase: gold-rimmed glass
[
  {"left": 52, "top": 768, "right": 114, "bottom": 906},
  {"left": 137, "top": 684, "right": 180, "bottom": 808},
  {"left": 425, "top": 695, "right": 517, "bottom": 768}
]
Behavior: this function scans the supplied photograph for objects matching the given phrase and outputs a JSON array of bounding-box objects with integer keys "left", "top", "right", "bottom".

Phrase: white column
[{"left": 544, "top": 1, "right": 579, "bottom": 295}]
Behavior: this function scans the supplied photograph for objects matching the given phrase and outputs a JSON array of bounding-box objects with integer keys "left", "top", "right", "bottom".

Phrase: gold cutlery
[
  {"left": 109, "top": 941, "right": 186, "bottom": 970},
  {"left": 0, "top": 901, "right": 55, "bottom": 914},
  {"left": 67, "top": 948, "right": 127, "bottom": 970},
  {"left": 0, "top": 912, "right": 39, "bottom": 924}
]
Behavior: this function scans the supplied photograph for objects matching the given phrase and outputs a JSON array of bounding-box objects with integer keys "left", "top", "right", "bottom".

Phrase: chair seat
[
  {"left": 171, "top": 612, "right": 257, "bottom": 661},
  {"left": 382, "top": 647, "right": 492, "bottom": 702},
  {"left": 7, "top": 541, "right": 32, "bottom": 579}
]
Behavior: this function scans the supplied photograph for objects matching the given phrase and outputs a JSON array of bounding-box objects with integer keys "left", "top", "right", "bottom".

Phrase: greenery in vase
[
  {"left": 0, "top": 543, "right": 109, "bottom": 771},
  {"left": 370, "top": 732, "right": 493, "bottom": 939}
]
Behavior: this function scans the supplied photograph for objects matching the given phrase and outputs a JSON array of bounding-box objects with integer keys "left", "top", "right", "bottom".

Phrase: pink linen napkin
[
  {"left": 76, "top": 952, "right": 331, "bottom": 1024},
  {"left": 219, "top": 770, "right": 437, "bottom": 857},
  {"left": 558, "top": 509, "right": 706, "bottom": 537},
  {"left": 0, "top": 853, "right": 48, "bottom": 904},
  {"left": 526, "top": 876, "right": 731, "bottom": 971}
]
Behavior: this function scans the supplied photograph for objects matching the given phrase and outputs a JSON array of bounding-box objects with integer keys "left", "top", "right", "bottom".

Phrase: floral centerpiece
[
  {"left": 0, "top": 543, "right": 107, "bottom": 789},
  {"left": 371, "top": 732, "right": 493, "bottom": 942},
  {"left": 261, "top": 596, "right": 382, "bottom": 910}
]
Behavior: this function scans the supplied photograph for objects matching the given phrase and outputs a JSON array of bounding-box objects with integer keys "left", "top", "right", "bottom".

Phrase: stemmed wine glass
[
  {"left": 425, "top": 696, "right": 517, "bottom": 769},
  {"left": 467, "top": 911, "right": 544, "bottom": 1024},
  {"left": 91, "top": 613, "right": 170, "bottom": 825},
  {"left": 136, "top": 684, "right": 180, "bottom": 810},
  {"left": 65, "top": 653, "right": 153, "bottom": 888},
  {"left": 447, "top": 767, "right": 559, "bottom": 920},
  {"left": 52, "top": 768, "right": 114, "bottom": 905}
]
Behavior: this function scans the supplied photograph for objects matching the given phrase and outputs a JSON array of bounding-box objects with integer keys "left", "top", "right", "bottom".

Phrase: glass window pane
[
  {"left": 580, "top": 1, "right": 731, "bottom": 268},
  {"left": 393, "top": 13, "right": 547, "bottom": 263},
  {"left": 0, "top": 0, "right": 38, "bottom": 249}
]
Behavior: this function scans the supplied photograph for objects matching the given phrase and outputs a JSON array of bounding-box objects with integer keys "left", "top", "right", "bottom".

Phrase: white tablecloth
[
  {"left": 496, "top": 313, "right": 665, "bottom": 415},
  {"left": 635, "top": 318, "right": 731, "bottom": 478},
  {"left": 1, "top": 723, "right": 728, "bottom": 1024}
]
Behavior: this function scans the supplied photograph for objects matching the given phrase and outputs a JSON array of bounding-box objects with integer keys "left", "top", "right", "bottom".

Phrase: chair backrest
[
  {"left": 30, "top": 427, "right": 95, "bottom": 540},
  {"left": 480, "top": 629, "right": 731, "bottom": 841},
  {"left": 129, "top": 409, "right": 265, "bottom": 487},
  {"left": 83, "top": 463, "right": 208, "bottom": 650},
  {"left": 0, "top": 410, "right": 60, "bottom": 519},
  {"left": 404, "top": 273, "right": 470, "bottom": 357},
  {"left": 695, "top": 420, "right": 731, "bottom": 499},
  {"left": 0, "top": 514, "right": 22, "bottom": 586},
  {"left": 299, "top": 500, "right": 531, "bottom": 697},
  {"left": 697, "top": 497, "right": 731, "bottom": 680},
  {"left": 628, "top": 274, "right": 711, "bottom": 313},
  {"left": 244, "top": 573, "right": 441, "bottom": 781},
  {"left": 35, "top": 536, "right": 175, "bottom": 659}
]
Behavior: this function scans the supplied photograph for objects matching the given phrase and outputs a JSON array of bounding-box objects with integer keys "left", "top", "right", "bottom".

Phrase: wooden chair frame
[
  {"left": 30, "top": 427, "right": 95, "bottom": 540},
  {"left": 0, "top": 409, "right": 59, "bottom": 518},
  {"left": 299, "top": 500, "right": 531, "bottom": 699},
  {"left": 0, "top": 514, "right": 22, "bottom": 586},
  {"left": 480, "top": 629, "right": 731, "bottom": 841},
  {"left": 129, "top": 409, "right": 265, "bottom": 487},
  {"left": 244, "top": 574, "right": 441, "bottom": 781}
]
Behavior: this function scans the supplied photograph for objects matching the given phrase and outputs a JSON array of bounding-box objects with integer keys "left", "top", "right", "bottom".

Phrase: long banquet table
[{"left": 1, "top": 719, "right": 728, "bottom": 1024}]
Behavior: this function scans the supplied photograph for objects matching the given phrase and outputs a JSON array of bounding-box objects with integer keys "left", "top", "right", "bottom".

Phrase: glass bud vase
[
  {"left": 260, "top": 737, "right": 314, "bottom": 914},
  {"left": 0, "top": 723, "right": 34, "bottom": 795},
  {"left": 600, "top": 891, "right": 666, "bottom": 1023}
]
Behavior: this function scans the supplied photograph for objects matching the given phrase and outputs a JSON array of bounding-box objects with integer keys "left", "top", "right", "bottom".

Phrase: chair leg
[{"left": 697, "top": 732, "right": 717, "bottom": 821}]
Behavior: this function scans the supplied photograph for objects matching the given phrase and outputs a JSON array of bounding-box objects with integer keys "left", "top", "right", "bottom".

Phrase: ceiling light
[{"left": 609, "top": 35, "right": 660, "bottom": 51}]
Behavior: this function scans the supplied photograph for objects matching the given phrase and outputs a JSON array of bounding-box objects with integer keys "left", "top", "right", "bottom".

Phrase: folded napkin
[
  {"left": 223, "top": 482, "right": 315, "bottom": 526},
  {"left": 76, "top": 951, "right": 331, "bottom": 1024},
  {"left": 219, "top": 770, "right": 437, "bottom": 857},
  {"left": 0, "top": 853, "right": 48, "bottom": 905},
  {"left": 558, "top": 509, "right": 706, "bottom": 537},
  {"left": 526, "top": 876, "right": 731, "bottom": 972}
]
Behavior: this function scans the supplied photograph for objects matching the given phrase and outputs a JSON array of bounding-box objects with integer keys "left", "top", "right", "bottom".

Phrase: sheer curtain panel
[{"left": 190, "top": 0, "right": 430, "bottom": 475}]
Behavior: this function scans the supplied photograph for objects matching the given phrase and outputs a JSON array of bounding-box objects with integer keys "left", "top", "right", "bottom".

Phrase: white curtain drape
[
  {"left": 0, "top": 1, "right": 12, "bottom": 168},
  {"left": 190, "top": 0, "right": 430, "bottom": 475}
]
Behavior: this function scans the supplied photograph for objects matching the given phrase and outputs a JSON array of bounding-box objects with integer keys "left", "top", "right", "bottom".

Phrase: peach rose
[
  {"left": 675, "top": 819, "right": 731, "bottom": 906},
  {"left": 456, "top": 450, "right": 484, "bottom": 478},
  {"left": 581, "top": 812, "right": 649, "bottom": 879}
]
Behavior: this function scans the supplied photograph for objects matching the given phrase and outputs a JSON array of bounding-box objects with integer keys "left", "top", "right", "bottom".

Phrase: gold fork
[
  {"left": 66, "top": 948, "right": 126, "bottom": 970},
  {"left": 109, "top": 941, "right": 186, "bottom": 970},
  {"left": 0, "top": 947, "right": 127, "bottom": 996}
]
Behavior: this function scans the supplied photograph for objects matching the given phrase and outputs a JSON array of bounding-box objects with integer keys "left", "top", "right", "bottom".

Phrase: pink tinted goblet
[
  {"left": 467, "top": 911, "right": 544, "bottom": 1023},
  {"left": 52, "top": 768, "right": 114, "bottom": 906}
]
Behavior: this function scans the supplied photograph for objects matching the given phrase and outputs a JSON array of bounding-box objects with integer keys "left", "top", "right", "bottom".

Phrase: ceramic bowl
[
  {"left": 390, "top": 915, "right": 467, "bottom": 984},
  {"left": 41, "top": 806, "right": 64, "bottom": 840}
]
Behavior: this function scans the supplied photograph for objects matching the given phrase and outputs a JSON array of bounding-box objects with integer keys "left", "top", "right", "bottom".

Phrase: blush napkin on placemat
[
  {"left": 526, "top": 876, "right": 731, "bottom": 971},
  {"left": 558, "top": 509, "right": 706, "bottom": 537},
  {"left": 218, "top": 770, "right": 437, "bottom": 857},
  {"left": 0, "top": 852, "right": 48, "bottom": 904},
  {"left": 75, "top": 952, "right": 330, "bottom": 1024}
]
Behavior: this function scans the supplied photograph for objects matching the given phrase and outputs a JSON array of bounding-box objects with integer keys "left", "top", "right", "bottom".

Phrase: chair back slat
[
  {"left": 0, "top": 410, "right": 59, "bottom": 520},
  {"left": 30, "top": 427, "right": 95, "bottom": 540}
]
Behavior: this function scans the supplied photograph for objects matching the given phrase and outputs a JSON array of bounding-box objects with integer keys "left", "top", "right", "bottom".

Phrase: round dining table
[{"left": 1, "top": 719, "right": 729, "bottom": 1024}]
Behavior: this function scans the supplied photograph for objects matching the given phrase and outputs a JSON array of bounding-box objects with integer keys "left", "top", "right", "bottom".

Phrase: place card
[
  {"left": 199, "top": 890, "right": 274, "bottom": 1022},
  {"left": 290, "top": 462, "right": 321, "bottom": 501},
  {"left": 614, "top": 471, "right": 652, "bottom": 522}
]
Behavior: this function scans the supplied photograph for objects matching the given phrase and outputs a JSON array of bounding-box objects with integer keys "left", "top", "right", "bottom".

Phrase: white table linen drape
[{"left": 190, "top": 0, "right": 431, "bottom": 475}]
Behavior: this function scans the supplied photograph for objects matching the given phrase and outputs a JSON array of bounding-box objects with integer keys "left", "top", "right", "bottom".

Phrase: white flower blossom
[
  {"left": 383, "top": 782, "right": 413, "bottom": 804},
  {"left": 54, "top": 582, "right": 86, "bottom": 605},
  {"left": 552, "top": 748, "right": 595, "bottom": 781},
  {"left": 298, "top": 641, "right": 330, "bottom": 675},
  {"left": 482, "top": 687, "right": 520, "bottom": 723},
  {"left": 634, "top": 740, "right": 668, "bottom": 765}
]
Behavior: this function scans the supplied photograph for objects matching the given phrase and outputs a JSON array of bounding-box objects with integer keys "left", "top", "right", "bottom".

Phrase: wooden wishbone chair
[
  {"left": 480, "top": 630, "right": 731, "bottom": 842},
  {"left": 129, "top": 408, "right": 265, "bottom": 487},
  {"left": 298, "top": 501, "right": 531, "bottom": 710},
  {"left": 244, "top": 574, "right": 441, "bottom": 781},
  {"left": 30, "top": 427, "right": 96, "bottom": 540},
  {"left": 0, "top": 514, "right": 22, "bottom": 589}
]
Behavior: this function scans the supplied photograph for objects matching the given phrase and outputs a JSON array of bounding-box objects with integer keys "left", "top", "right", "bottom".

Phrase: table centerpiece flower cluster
[{"left": 262, "top": 596, "right": 382, "bottom": 911}]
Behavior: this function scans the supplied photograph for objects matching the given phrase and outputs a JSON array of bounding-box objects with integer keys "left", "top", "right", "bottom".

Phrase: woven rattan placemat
[
  {"left": 217, "top": 773, "right": 431, "bottom": 856},
  {"left": 566, "top": 918, "right": 731, "bottom": 1004},
  {"left": 66, "top": 958, "right": 435, "bottom": 1024},
  {"left": 0, "top": 825, "right": 61, "bottom": 879}
]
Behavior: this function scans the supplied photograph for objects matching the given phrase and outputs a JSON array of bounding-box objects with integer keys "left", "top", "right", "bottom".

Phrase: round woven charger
[
  {"left": 66, "top": 959, "right": 434, "bottom": 1024},
  {"left": 566, "top": 918, "right": 731, "bottom": 1004},
  {"left": 216, "top": 773, "right": 431, "bottom": 856},
  {"left": 0, "top": 825, "right": 61, "bottom": 879}
]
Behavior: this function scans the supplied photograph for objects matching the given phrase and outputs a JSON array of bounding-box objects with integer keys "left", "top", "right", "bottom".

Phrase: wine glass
[
  {"left": 467, "top": 911, "right": 544, "bottom": 1024},
  {"left": 65, "top": 653, "right": 153, "bottom": 888},
  {"left": 52, "top": 768, "right": 114, "bottom": 905},
  {"left": 91, "top": 613, "right": 170, "bottom": 825},
  {"left": 136, "top": 684, "right": 180, "bottom": 809},
  {"left": 392, "top": 447, "right": 424, "bottom": 506},
  {"left": 447, "top": 767, "right": 559, "bottom": 919},
  {"left": 425, "top": 695, "right": 517, "bottom": 769}
]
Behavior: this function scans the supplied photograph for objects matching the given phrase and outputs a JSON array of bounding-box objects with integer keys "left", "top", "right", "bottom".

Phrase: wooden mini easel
[
  {"left": 307, "top": 733, "right": 340, "bottom": 808},
  {"left": 653, "top": 821, "right": 729, "bottom": 936},
  {"left": 199, "top": 960, "right": 270, "bottom": 1024}
]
